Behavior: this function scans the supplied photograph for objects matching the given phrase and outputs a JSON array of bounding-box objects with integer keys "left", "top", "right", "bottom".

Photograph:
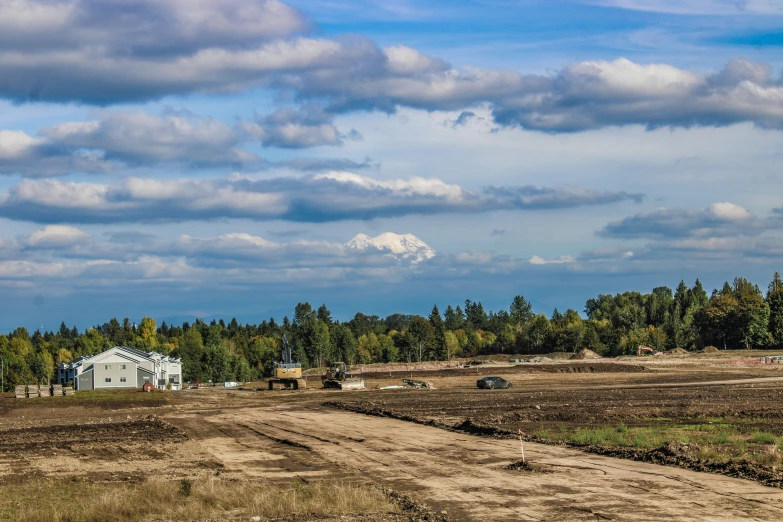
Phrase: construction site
[{"left": 3, "top": 350, "right": 783, "bottom": 521}]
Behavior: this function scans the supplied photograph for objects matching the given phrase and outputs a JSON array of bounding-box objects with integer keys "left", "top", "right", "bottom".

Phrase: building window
[
  {"left": 105, "top": 378, "right": 112, "bottom": 383},
  {"left": 120, "top": 377, "right": 126, "bottom": 383},
  {"left": 104, "top": 365, "right": 111, "bottom": 370},
  {"left": 120, "top": 364, "right": 127, "bottom": 370}
]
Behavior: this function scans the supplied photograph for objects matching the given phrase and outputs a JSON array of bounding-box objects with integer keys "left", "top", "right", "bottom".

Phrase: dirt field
[
  {"left": 334, "top": 354, "right": 783, "bottom": 488},
  {"left": 3, "top": 351, "right": 783, "bottom": 520},
  {"left": 167, "top": 399, "right": 783, "bottom": 521}
]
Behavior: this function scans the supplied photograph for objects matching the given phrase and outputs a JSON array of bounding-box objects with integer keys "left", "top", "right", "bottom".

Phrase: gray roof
[
  {"left": 120, "top": 346, "right": 155, "bottom": 359},
  {"left": 59, "top": 346, "right": 181, "bottom": 369}
]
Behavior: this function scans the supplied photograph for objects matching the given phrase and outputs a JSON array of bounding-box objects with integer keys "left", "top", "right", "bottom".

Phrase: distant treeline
[{"left": 2, "top": 273, "right": 783, "bottom": 390}]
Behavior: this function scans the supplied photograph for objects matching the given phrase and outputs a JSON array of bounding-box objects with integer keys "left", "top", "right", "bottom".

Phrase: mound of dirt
[
  {"left": 525, "top": 356, "right": 553, "bottom": 363},
  {"left": 702, "top": 346, "right": 720, "bottom": 354},
  {"left": 570, "top": 349, "right": 601, "bottom": 360},
  {"left": 545, "top": 352, "right": 573, "bottom": 360},
  {"left": 669, "top": 348, "right": 688, "bottom": 355},
  {"left": 504, "top": 460, "right": 549, "bottom": 474}
]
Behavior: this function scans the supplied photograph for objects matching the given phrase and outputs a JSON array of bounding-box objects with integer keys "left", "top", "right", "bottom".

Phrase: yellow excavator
[{"left": 268, "top": 334, "right": 306, "bottom": 390}]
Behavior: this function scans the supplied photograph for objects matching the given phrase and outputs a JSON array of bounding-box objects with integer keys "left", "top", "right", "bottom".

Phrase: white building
[{"left": 57, "top": 346, "right": 182, "bottom": 391}]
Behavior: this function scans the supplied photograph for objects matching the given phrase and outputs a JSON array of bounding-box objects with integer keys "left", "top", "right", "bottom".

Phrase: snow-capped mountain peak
[{"left": 346, "top": 232, "right": 436, "bottom": 263}]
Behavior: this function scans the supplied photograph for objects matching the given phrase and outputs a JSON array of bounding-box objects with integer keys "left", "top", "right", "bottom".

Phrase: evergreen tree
[
  {"left": 767, "top": 272, "right": 783, "bottom": 345},
  {"left": 428, "top": 305, "right": 444, "bottom": 332},
  {"left": 674, "top": 280, "right": 690, "bottom": 316},
  {"left": 444, "top": 305, "right": 464, "bottom": 330},
  {"left": 31, "top": 330, "right": 43, "bottom": 349},
  {"left": 509, "top": 295, "right": 533, "bottom": 325},
  {"left": 317, "top": 304, "right": 333, "bottom": 325},
  {"left": 769, "top": 272, "right": 783, "bottom": 296},
  {"left": 428, "top": 305, "right": 448, "bottom": 360},
  {"left": 465, "top": 300, "right": 488, "bottom": 330},
  {"left": 59, "top": 322, "right": 70, "bottom": 339},
  {"left": 691, "top": 279, "right": 709, "bottom": 309},
  {"left": 718, "top": 281, "right": 733, "bottom": 296}
]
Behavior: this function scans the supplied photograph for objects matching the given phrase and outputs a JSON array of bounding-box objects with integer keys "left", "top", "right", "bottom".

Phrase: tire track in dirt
[
  {"left": 235, "top": 415, "right": 538, "bottom": 521},
  {"left": 168, "top": 403, "right": 783, "bottom": 521}
]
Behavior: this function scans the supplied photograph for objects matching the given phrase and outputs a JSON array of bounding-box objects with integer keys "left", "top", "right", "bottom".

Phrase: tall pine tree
[
  {"left": 767, "top": 272, "right": 783, "bottom": 345},
  {"left": 428, "top": 305, "right": 448, "bottom": 360}
]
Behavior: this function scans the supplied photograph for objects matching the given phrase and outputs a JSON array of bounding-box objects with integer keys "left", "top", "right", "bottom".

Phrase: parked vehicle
[{"left": 476, "top": 376, "right": 512, "bottom": 389}]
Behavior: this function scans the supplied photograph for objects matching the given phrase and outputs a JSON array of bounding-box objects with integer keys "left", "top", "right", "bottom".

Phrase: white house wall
[
  {"left": 93, "top": 357, "right": 138, "bottom": 389},
  {"left": 58, "top": 346, "right": 183, "bottom": 390}
]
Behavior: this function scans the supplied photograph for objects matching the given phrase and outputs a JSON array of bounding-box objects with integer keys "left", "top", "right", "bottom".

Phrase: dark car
[{"left": 477, "top": 376, "right": 512, "bottom": 389}]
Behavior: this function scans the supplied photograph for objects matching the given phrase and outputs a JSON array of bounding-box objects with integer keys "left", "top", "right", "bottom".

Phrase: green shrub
[
  {"left": 752, "top": 431, "right": 776, "bottom": 444},
  {"left": 180, "top": 478, "right": 193, "bottom": 497}
]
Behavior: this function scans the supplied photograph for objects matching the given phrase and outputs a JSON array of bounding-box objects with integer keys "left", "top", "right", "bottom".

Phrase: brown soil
[
  {"left": 358, "top": 362, "right": 643, "bottom": 381},
  {"left": 0, "top": 415, "right": 192, "bottom": 487},
  {"left": 163, "top": 395, "right": 783, "bottom": 520},
  {"left": 703, "top": 346, "right": 721, "bottom": 353},
  {"left": 570, "top": 349, "right": 601, "bottom": 360},
  {"left": 0, "top": 417, "right": 185, "bottom": 453},
  {"left": 327, "top": 369, "right": 783, "bottom": 493},
  {"left": 5, "top": 356, "right": 783, "bottom": 520},
  {"left": 330, "top": 379, "right": 783, "bottom": 427},
  {"left": 0, "top": 391, "right": 168, "bottom": 415}
]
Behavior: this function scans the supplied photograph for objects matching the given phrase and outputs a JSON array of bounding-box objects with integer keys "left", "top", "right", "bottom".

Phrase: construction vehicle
[
  {"left": 637, "top": 345, "right": 663, "bottom": 356},
  {"left": 268, "top": 334, "right": 306, "bottom": 390},
  {"left": 322, "top": 362, "right": 365, "bottom": 390}
]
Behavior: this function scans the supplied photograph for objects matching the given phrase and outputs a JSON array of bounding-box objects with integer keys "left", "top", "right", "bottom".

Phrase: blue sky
[{"left": 1, "top": 0, "right": 782, "bottom": 330}]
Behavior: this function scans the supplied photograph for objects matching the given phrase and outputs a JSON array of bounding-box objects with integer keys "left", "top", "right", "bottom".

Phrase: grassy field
[
  {"left": 0, "top": 476, "right": 398, "bottom": 522},
  {"left": 536, "top": 420, "right": 783, "bottom": 467}
]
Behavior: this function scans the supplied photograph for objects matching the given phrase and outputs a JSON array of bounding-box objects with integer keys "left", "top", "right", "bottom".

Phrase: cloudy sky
[{"left": 1, "top": 0, "right": 782, "bottom": 330}]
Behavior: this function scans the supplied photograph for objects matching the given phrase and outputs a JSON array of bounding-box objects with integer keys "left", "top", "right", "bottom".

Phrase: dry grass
[{"left": 0, "top": 476, "right": 398, "bottom": 522}]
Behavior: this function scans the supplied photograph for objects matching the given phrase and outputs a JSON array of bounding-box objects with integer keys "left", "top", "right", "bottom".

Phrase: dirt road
[{"left": 168, "top": 401, "right": 783, "bottom": 521}]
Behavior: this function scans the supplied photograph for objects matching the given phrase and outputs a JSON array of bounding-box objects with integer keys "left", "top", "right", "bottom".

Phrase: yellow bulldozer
[
  {"left": 322, "top": 362, "right": 365, "bottom": 390},
  {"left": 268, "top": 334, "right": 306, "bottom": 390}
]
